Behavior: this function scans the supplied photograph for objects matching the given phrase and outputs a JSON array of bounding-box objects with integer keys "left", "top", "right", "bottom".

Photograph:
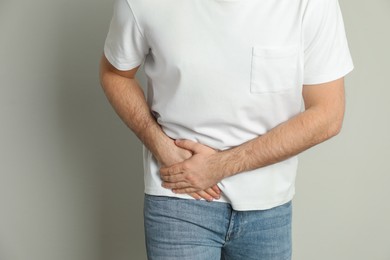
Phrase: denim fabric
[{"left": 143, "top": 194, "right": 292, "bottom": 260}]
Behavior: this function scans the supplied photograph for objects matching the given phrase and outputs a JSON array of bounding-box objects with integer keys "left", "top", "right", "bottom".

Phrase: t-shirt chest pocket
[{"left": 250, "top": 45, "right": 299, "bottom": 93}]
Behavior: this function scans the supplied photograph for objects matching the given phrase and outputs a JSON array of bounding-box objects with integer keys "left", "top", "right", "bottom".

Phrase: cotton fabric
[{"left": 103, "top": 0, "right": 354, "bottom": 210}]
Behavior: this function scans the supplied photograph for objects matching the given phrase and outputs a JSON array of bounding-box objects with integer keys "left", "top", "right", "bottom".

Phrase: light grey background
[{"left": 0, "top": 0, "right": 389, "bottom": 259}]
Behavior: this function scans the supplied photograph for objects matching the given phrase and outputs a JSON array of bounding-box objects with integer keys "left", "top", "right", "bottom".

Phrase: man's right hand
[
  {"left": 99, "top": 56, "right": 221, "bottom": 201},
  {"left": 158, "top": 139, "right": 221, "bottom": 202}
]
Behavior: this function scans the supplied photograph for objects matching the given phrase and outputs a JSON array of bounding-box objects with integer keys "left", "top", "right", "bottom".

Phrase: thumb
[{"left": 175, "top": 139, "right": 203, "bottom": 154}]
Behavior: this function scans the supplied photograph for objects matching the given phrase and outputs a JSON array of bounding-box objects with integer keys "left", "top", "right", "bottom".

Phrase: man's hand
[
  {"left": 99, "top": 55, "right": 221, "bottom": 201},
  {"left": 163, "top": 78, "right": 347, "bottom": 181},
  {"left": 158, "top": 138, "right": 222, "bottom": 201},
  {"left": 163, "top": 78, "right": 346, "bottom": 188},
  {"left": 157, "top": 139, "right": 193, "bottom": 167},
  {"left": 160, "top": 140, "right": 225, "bottom": 194}
]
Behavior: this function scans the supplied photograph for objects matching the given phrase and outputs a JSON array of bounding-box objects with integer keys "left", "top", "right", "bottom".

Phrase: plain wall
[{"left": 0, "top": 0, "right": 389, "bottom": 259}]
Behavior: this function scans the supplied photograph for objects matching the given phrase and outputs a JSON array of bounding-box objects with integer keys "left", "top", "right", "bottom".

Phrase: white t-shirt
[{"left": 104, "top": 0, "right": 354, "bottom": 210}]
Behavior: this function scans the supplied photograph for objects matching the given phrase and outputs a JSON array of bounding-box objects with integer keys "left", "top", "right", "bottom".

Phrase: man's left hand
[{"left": 159, "top": 139, "right": 224, "bottom": 194}]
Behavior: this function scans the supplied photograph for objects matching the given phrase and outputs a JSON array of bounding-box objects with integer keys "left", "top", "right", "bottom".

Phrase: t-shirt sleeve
[
  {"left": 302, "top": 0, "right": 354, "bottom": 85},
  {"left": 103, "top": 0, "right": 149, "bottom": 71}
]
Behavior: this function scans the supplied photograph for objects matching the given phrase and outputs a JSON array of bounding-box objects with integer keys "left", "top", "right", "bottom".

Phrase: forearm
[
  {"left": 99, "top": 62, "right": 221, "bottom": 200},
  {"left": 159, "top": 79, "right": 346, "bottom": 194},
  {"left": 216, "top": 106, "right": 343, "bottom": 178},
  {"left": 159, "top": 106, "right": 343, "bottom": 193},
  {"left": 99, "top": 69, "right": 172, "bottom": 163}
]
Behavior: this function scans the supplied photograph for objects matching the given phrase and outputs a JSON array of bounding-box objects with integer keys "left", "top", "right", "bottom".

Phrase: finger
[
  {"left": 194, "top": 190, "right": 214, "bottom": 202},
  {"left": 174, "top": 139, "right": 204, "bottom": 154},
  {"left": 211, "top": 185, "right": 221, "bottom": 194},
  {"left": 160, "top": 173, "right": 186, "bottom": 183},
  {"left": 162, "top": 181, "right": 190, "bottom": 190},
  {"left": 160, "top": 165, "right": 182, "bottom": 176},
  {"left": 189, "top": 193, "right": 201, "bottom": 200},
  {"left": 205, "top": 187, "right": 220, "bottom": 200},
  {"left": 172, "top": 187, "right": 199, "bottom": 194}
]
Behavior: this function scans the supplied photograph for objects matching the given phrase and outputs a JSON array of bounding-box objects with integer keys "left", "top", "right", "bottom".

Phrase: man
[{"left": 99, "top": 0, "right": 354, "bottom": 259}]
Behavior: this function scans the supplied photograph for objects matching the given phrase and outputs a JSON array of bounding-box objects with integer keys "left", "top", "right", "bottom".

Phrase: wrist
[
  {"left": 210, "top": 151, "right": 231, "bottom": 179},
  {"left": 213, "top": 148, "right": 242, "bottom": 178},
  {"left": 152, "top": 134, "right": 176, "bottom": 164},
  {"left": 139, "top": 123, "right": 174, "bottom": 163}
]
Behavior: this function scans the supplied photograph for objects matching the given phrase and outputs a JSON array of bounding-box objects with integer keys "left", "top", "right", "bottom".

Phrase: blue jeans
[{"left": 143, "top": 194, "right": 292, "bottom": 260}]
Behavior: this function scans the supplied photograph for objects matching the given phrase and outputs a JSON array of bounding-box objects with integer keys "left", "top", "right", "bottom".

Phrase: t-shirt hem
[
  {"left": 144, "top": 188, "right": 229, "bottom": 203},
  {"left": 303, "top": 64, "right": 354, "bottom": 85},
  {"left": 229, "top": 192, "right": 295, "bottom": 211},
  {"left": 144, "top": 188, "right": 295, "bottom": 211},
  {"left": 103, "top": 45, "right": 144, "bottom": 71}
]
